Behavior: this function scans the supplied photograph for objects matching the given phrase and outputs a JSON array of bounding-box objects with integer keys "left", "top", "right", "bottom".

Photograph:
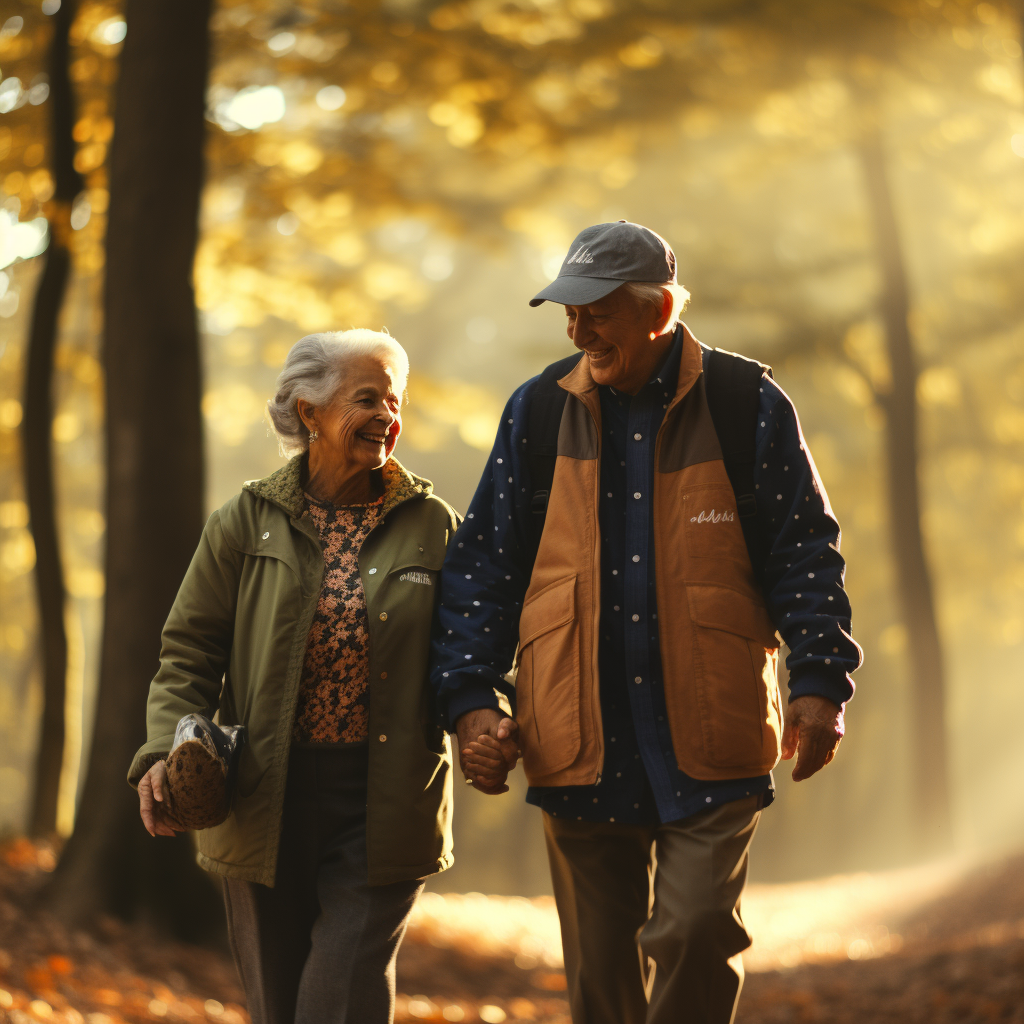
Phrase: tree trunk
[
  {"left": 44, "top": 0, "right": 220, "bottom": 939},
  {"left": 24, "top": 0, "right": 82, "bottom": 838},
  {"left": 856, "top": 125, "right": 951, "bottom": 850}
]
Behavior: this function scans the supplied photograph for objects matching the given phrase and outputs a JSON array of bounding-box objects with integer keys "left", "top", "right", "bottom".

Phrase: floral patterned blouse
[{"left": 292, "top": 492, "right": 383, "bottom": 745}]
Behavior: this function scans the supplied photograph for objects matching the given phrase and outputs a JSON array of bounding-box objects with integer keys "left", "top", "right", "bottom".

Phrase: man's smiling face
[{"left": 564, "top": 284, "right": 672, "bottom": 395}]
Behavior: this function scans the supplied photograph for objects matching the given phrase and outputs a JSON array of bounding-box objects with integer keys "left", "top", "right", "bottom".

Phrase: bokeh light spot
[
  {"left": 267, "top": 32, "right": 296, "bottom": 53},
  {"left": 94, "top": 17, "right": 127, "bottom": 46},
  {"left": 316, "top": 85, "right": 346, "bottom": 111},
  {"left": 276, "top": 212, "right": 299, "bottom": 236},
  {"left": 220, "top": 86, "right": 286, "bottom": 131},
  {"left": 0, "top": 79, "right": 24, "bottom": 114},
  {"left": 0, "top": 214, "right": 49, "bottom": 269},
  {"left": 421, "top": 249, "right": 454, "bottom": 281}
]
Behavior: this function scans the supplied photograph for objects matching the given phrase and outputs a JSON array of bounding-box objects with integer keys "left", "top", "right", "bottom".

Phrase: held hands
[
  {"left": 138, "top": 759, "right": 187, "bottom": 837},
  {"left": 781, "top": 694, "right": 845, "bottom": 781},
  {"left": 455, "top": 708, "right": 520, "bottom": 795}
]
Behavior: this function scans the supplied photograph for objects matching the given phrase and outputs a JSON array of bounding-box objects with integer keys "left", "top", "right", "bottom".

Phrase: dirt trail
[{"left": 0, "top": 840, "right": 1022, "bottom": 1023}]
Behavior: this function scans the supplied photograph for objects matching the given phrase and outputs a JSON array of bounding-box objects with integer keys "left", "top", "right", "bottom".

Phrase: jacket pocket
[
  {"left": 687, "top": 585, "right": 781, "bottom": 770},
  {"left": 235, "top": 745, "right": 266, "bottom": 798},
  {"left": 516, "top": 574, "right": 581, "bottom": 778}
]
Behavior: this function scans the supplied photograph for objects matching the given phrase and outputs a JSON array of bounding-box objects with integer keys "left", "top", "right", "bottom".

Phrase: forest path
[{"left": 0, "top": 841, "right": 1022, "bottom": 1023}]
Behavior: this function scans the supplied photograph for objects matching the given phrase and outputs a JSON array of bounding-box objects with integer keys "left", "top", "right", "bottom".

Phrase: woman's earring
[
  {"left": 308, "top": 429, "right": 318, "bottom": 444},
  {"left": 649, "top": 331, "right": 657, "bottom": 341}
]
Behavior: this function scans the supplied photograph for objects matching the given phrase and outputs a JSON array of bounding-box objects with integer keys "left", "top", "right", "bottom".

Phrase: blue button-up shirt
[{"left": 431, "top": 327, "right": 860, "bottom": 826}]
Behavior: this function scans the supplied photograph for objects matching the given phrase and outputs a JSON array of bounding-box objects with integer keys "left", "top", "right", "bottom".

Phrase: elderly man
[{"left": 431, "top": 221, "right": 862, "bottom": 1024}]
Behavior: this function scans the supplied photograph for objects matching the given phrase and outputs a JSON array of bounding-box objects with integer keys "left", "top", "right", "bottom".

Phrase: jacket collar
[
  {"left": 244, "top": 453, "right": 432, "bottom": 521},
  {"left": 558, "top": 322, "right": 703, "bottom": 406}
]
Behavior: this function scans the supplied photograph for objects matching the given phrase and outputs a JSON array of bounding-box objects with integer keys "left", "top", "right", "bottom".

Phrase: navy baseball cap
[{"left": 529, "top": 220, "right": 677, "bottom": 307}]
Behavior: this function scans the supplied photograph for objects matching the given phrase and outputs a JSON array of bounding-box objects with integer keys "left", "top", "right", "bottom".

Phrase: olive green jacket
[{"left": 128, "top": 454, "right": 459, "bottom": 887}]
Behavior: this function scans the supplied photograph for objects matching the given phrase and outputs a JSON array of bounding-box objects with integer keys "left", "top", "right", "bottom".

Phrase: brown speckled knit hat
[{"left": 165, "top": 714, "right": 246, "bottom": 830}]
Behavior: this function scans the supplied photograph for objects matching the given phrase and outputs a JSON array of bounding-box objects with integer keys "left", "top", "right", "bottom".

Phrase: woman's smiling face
[{"left": 298, "top": 353, "right": 403, "bottom": 473}]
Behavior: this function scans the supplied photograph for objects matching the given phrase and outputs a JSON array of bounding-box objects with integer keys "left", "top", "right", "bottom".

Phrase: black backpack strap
[
  {"left": 525, "top": 352, "right": 583, "bottom": 564},
  {"left": 701, "top": 344, "right": 774, "bottom": 584}
]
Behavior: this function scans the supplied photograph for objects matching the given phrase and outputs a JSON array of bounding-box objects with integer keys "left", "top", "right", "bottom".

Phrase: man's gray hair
[
  {"left": 266, "top": 329, "right": 410, "bottom": 456},
  {"left": 622, "top": 281, "right": 690, "bottom": 332}
]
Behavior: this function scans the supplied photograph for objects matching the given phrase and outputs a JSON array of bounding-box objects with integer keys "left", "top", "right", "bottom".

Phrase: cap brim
[{"left": 529, "top": 276, "right": 625, "bottom": 307}]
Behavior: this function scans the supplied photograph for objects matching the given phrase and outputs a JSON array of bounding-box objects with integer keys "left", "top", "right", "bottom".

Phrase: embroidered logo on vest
[
  {"left": 399, "top": 571, "right": 433, "bottom": 585},
  {"left": 690, "top": 509, "right": 736, "bottom": 524}
]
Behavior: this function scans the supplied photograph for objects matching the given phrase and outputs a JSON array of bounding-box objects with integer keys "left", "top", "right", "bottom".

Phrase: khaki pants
[{"left": 543, "top": 795, "right": 761, "bottom": 1024}]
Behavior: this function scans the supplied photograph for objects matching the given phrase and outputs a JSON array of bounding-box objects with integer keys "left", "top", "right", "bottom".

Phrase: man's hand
[
  {"left": 138, "top": 760, "right": 187, "bottom": 837},
  {"left": 781, "top": 695, "right": 844, "bottom": 782},
  {"left": 455, "top": 708, "right": 520, "bottom": 795}
]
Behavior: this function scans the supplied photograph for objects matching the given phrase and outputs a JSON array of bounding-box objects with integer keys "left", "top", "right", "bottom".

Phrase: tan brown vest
[{"left": 516, "top": 328, "right": 783, "bottom": 787}]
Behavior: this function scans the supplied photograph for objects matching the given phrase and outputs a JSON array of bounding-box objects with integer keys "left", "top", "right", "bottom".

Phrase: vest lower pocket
[
  {"left": 687, "top": 585, "right": 781, "bottom": 771},
  {"left": 516, "top": 574, "right": 581, "bottom": 778}
]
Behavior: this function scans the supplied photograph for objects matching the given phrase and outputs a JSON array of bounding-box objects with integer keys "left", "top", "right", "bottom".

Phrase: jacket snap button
[
  {"left": 379, "top": 734, "right": 387, "bottom": 742},
  {"left": 380, "top": 671, "right": 387, "bottom": 679},
  {"left": 262, "top": 532, "right": 270, "bottom": 540},
  {"left": 379, "top": 612, "right": 387, "bottom": 621}
]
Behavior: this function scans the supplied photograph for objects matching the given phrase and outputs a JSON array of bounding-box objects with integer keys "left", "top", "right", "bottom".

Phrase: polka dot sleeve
[
  {"left": 430, "top": 380, "right": 538, "bottom": 729},
  {"left": 755, "top": 378, "right": 863, "bottom": 707}
]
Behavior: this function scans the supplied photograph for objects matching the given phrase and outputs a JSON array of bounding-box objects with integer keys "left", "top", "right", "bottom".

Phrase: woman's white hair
[
  {"left": 266, "top": 329, "right": 409, "bottom": 457},
  {"left": 621, "top": 281, "right": 691, "bottom": 333}
]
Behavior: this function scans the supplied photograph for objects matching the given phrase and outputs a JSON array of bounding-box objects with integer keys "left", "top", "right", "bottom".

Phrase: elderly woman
[{"left": 127, "top": 330, "right": 459, "bottom": 1024}]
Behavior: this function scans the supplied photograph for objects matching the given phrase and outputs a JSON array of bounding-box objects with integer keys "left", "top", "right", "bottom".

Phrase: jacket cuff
[
  {"left": 127, "top": 735, "right": 175, "bottom": 789},
  {"left": 787, "top": 669, "right": 854, "bottom": 708},
  {"left": 446, "top": 682, "right": 501, "bottom": 731}
]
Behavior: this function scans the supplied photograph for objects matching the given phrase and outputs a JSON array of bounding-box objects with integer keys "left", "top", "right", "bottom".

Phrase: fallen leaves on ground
[
  {"left": 738, "top": 853, "right": 1024, "bottom": 1023},
  {"left": 0, "top": 838, "right": 246, "bottom": 1024},
  {"left": 2, "top": 838, "right": 1024, "bottom": 1023}
]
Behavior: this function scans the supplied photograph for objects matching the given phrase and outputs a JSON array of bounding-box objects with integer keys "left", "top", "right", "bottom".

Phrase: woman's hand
[
  {"left": 138, "top": 760, "right": 186, "bottom": 837},
  {"left": 463, "top": 735, "right": 514, "bottom": 793},
  {"left": 456, "top": 709, "right": 520, "bottom": 795}
]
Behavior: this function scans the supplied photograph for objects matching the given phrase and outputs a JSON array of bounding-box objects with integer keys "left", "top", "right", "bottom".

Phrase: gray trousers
[
  {"left": 544, "top": 795, "right": 762, "bottom": 1024},
  {"left": 223, "top": 747, "right": 423, "bottom": 1024}
]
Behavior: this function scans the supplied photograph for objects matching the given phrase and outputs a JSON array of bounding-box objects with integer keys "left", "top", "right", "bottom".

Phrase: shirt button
[
  {"left": 633, "top": 432, "right": 642, "bottom": 440},
  {"left": 379, "top": 734, "right": 387, "bottom": 742},
  {"left": 262, "top": 532, "right": 270, "bottom": 540},
  {"left": 634, "top": 676, "right": 642, "bottom": 684},
  {"left": 632, "top": 555, "right": 640, "bottom": 562},
  {"left": 380, "top": 671, "right": 387, "bottom": 679},
  {"left": 368, "top": 567, "right": 377, "bottom": 574},
  {"left": 633, "top": 492, "right": 641, "bottom": 499},
  {"left": 379, "top": 612, "right": 387, "bottom": 621},
  {"left": 632, "top": 613, "right": 639, "bottom": 622}
]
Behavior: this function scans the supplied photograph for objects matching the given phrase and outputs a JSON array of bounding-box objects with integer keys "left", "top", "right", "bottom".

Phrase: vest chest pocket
[
  {"left": 516, "top": 574, "right": 581, "bottom": 778},
  {"left": 684, "top": 488, "right": 753, "bottom": 572},
  {"left": 686, "top": 585, "right": 781, "bottom": 770}
]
